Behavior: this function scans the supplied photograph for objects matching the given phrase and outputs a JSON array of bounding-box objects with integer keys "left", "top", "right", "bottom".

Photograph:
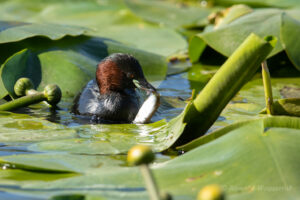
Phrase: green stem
[
  {"left": 26, "top": 89, "right": 38, "bottom": 95},
  {"left": 140, "top": 164, "right": 161, "bottom": 200},
  {"left": 175, "top": 34, "right": 276, "bottom": 145},
  {"left": 0, "top": 92, "right": 46, "bottom": 111},
  {"left": 261, "top": 61, "right": 274, "bottom": 115}
]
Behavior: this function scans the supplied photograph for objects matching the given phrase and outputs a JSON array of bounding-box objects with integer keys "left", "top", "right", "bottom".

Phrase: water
[{"left": 18, "top": 72, "right": 192, "bottom": 127}]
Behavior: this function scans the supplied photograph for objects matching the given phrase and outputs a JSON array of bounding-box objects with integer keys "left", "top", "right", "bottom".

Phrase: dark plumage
[{"left": 72, "top": 53, "right": 156, "bottom": 123}]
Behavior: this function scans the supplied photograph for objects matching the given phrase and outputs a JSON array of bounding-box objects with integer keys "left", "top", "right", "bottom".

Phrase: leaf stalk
[
  {"left": 261, "top": 61, "right": 274, "bottom": 115},
  {"left": 140, "top": 164, "right": 161, "bottom": 200}
]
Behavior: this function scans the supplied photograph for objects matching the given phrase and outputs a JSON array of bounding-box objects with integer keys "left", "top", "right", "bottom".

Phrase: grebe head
[{"left": 96, "top": 53, "right": 156, "bottom": 94}]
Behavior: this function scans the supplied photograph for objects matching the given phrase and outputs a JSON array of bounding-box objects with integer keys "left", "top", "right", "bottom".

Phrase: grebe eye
[{"left": 130, "top": 74, "right": 134, "bottom": 79}]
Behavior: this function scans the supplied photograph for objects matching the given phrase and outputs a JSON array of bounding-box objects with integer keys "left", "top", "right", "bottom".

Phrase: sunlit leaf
[
  {"left": 281, "top": 13, "right": 300, "bottom": 71},
  {"left": 213, "top": 0, "right": 300, "bottom": 8},
  {"left": 29, "top": 111, "right": 186, "bottom": 154},
  {"left": 125, "top": 0, "right": 210, "bottom": 28},
  {"left": 260, "top": 98, "right": 300, "bottom": 117},
  {"left": 0, "top": 0, "right": 187, "bottom": 57},
  {"left": 0, "top": 111, "right": 76, "bottom": 142},
  {"left": 0, "top": 36, "right": 168, "bottom": 98},
  {"left": 1, "top": 116, "right": 300, "bottom": 199},
  {"left": 0, "top": 21, "right": 87, "bottom": 44},
  {"left": 200, "top": 9, "right": 284, "bottom": 57},
  {"left": 0, "top": 49, "right": 41, "bottom": 99},
  {"left": 191, "top": 8, "right": 300, "bottom": 70}
]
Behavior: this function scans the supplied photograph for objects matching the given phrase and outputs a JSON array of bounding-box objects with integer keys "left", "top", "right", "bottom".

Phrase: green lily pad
[
  {"left": 0, "top": 111, "right": 76, "bottom": 142},
  {"left": 200, "top": 8, "right": 284, "bottom": 57},
  {"left": 0, "top": 0, "right": 187, "bottom": 57},
  {"left": 188, "top": 36, "right": 206, "bottom": 63},
  {"left": 37, "top": 50, "right": 96, "bottom": 97},
  {"left": 0, "top": 21, "right": 87, "bottom": 44},
  {"left": 0, "top": 49, "right": 41, "bottom": 99},
  {"left": 0, "top": 169, "right": 76, "bottom": 182},
  {"left": 281, "top": 13, "right": 300, "bottom": 71},
  {"left": 178, "top": 115, "right": 300, "bottom": 151},
  {"left": 0, "top": 153, "right": 123, "bottom": 173},
  {"left": 260, "top": 98, "right": 300, "bottom": 117},
  {"left": 29, "top": 111, "right": 186, "bottom": 154},
  {"left": 213, "top": 0, "right": 300, "bottom": 8},
  {"left": 1, "top": 116, "right": 300, "bottom": 200},
  {"left": 191, "top": 8, "right": 300, "bottom": 71},
  {"left": 214, "top": 77, "right": 300, "bottom": 128},
  {"left": 124, "top": 0, "right": 210, "bottom": 28},
  {"left": 0, "top": 36, "right": 168, "bottom": 98}
]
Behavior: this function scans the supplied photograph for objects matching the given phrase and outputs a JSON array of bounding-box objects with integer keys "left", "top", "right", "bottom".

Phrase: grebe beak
[{"left": 133, "top": 78, "right": 156, "bottom": 94}]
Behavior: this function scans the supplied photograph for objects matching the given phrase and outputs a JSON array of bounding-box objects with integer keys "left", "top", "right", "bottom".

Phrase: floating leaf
[
  {"left": 0, "top": 111, "right": 76, "bottom": 142},
  {"left": 124, "top": 0, "right": 210, "bottom": 28},
  {"left": 1, "top": 116, "right": 300, "bottom": 199},
  {"left": 0, "top": 153, "right": 122, "bottom": 173},
  {"left": 260, "top": 98, "right": 300, "bottom": 117},
  {"left": 0, "top": 49, "right": 41, "bottom": 99},
  {"left": 29, "top": 111, "right": 186, "bottom": 154},
  {"left": 0, "top": 1, "right": 187, "bottom": 57},
  {"left": 0, "top": 36, "right": 168, "bottom": 98},
  {"left": 213, "top": 0, "right": 300, "bottom": 8},
  {"left": 178, "top": 115, "right": 300, "bottom": 151},
  {"left": 188, "top": 36, "right": 206, "bottom": 63},
  {"left": 281, "top": 13, "right": 300, "bottom": 71},
  {"left": 200, "top": 9, "right": 284, "bottom": 57},
  {"left": 191, "top": 8, "right": 300, "bottom": 70},
  {"left": 0, "top": 21, "right": 87, "bottom": 44},
  {"left": 215, "top": 4, "right": 253, "bottom": 28}
]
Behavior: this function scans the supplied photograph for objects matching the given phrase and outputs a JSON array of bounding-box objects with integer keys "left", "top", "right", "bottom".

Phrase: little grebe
[{"left": 72, "top": 53, "right": 159, "bottom": 124}]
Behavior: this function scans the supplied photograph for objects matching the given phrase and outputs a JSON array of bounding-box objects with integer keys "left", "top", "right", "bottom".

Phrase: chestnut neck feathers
[{"left": 96, "top": 53, "right": 144, "bottom": 95}]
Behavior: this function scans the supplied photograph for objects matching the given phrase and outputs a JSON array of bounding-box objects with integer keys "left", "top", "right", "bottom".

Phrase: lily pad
[
  {"left": 281, "top": 13, "right": 300, "bottom": 71},
  {"left": 200, "top": 9, "right": 284, "bottom": 57},
  {"left": 191, "top": 8, "right": 300, "bottom": 71},
  {"left": 0, "top": 36, "right": 168, "bottom": 98},
  {"left": 0, "top": 49, "right": 41, "bottom": 99},
  {"left": 124, "top": 0, "right": 210, "bottom": 28},
  {"left": 0, "top": 0, "right": 187, "bottom": 57},
  {"left": 0, "top": 111, "right": 76, "bottom": 142},
  {"left": 260, "top": 98, "right": 300, "bottom": 117},
  {"left": 0, "top": 153, "right": 122, "bottom": 173},
  {"left": 178, "top": 115, "right": 300, "bottom": 151},
  {"left": 213, "top": 0, "right": 300, "bottom": 8},
  {"left": 214, "top": 77, "right": 300, "bottom": 128},
  {"left": 0, "top": 21, "right": 87, "bottom": 44},
  {"left": 29, "top": 112, "right": 186, "bottom": 154},
  {"left": 1, "top": 116, "right": 300, "bottom": 199}
]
